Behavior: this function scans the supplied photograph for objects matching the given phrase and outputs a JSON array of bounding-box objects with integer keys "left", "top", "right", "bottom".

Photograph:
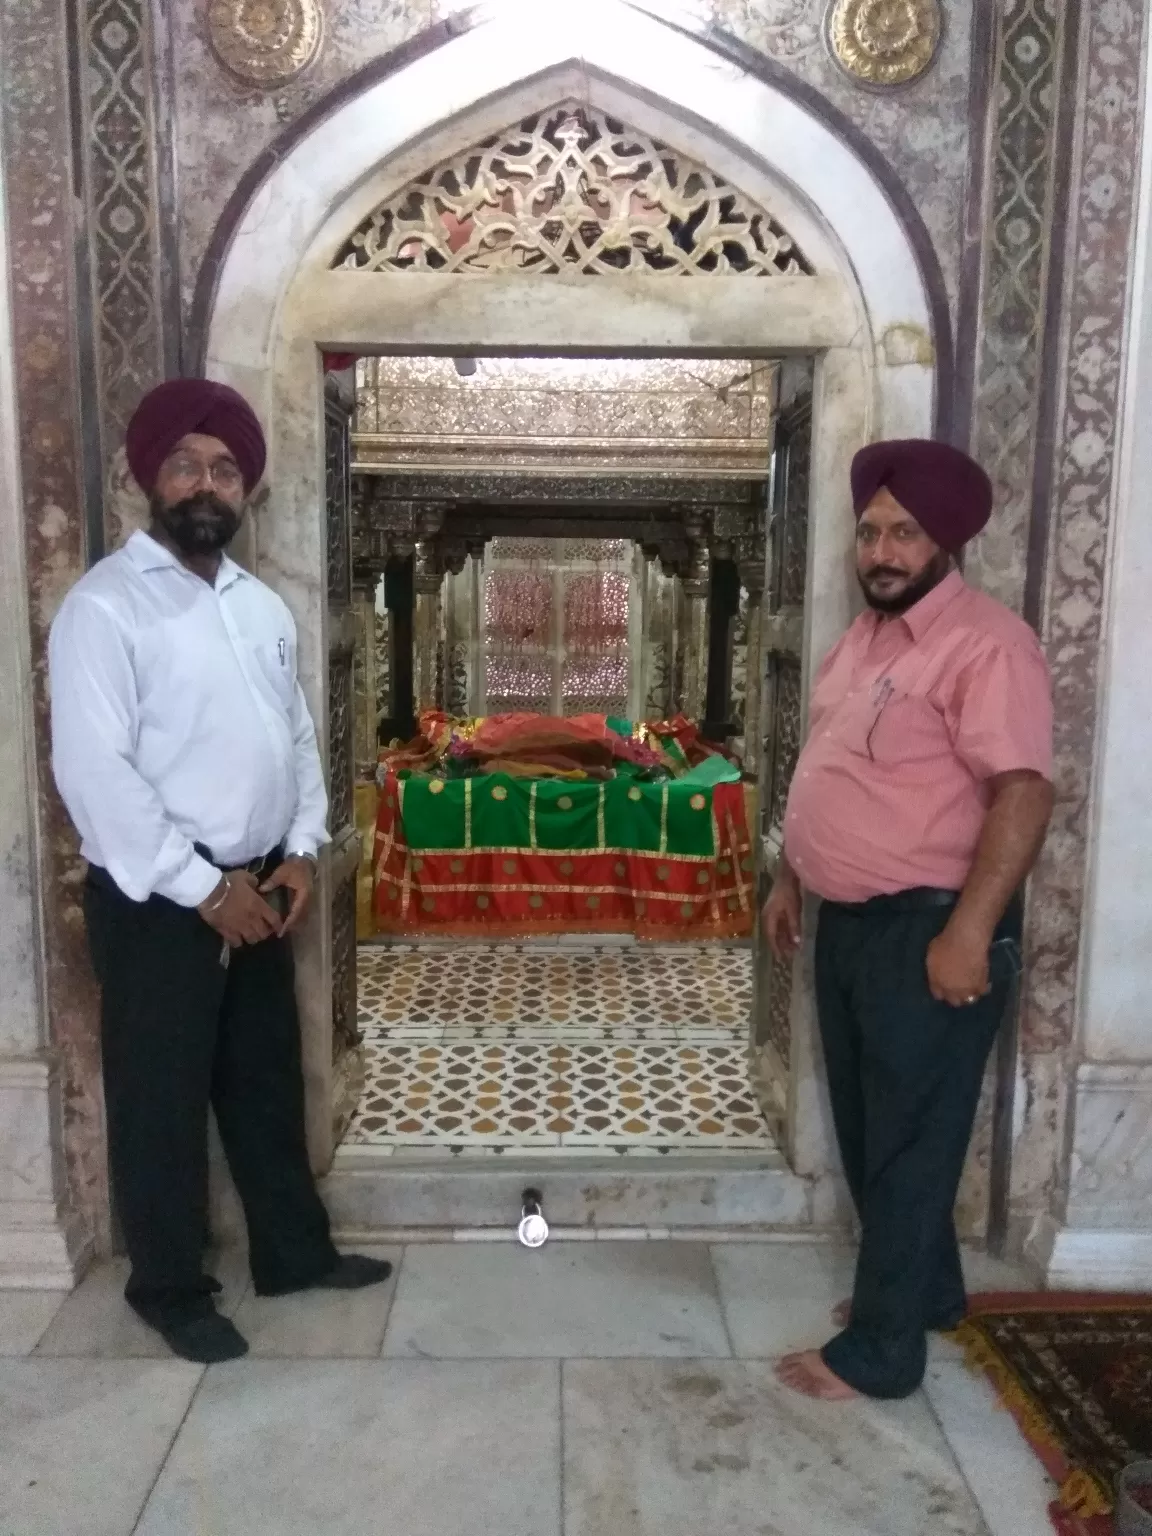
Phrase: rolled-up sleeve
[
  {"left": 951, "top": 639, "right": 1054, "bottom": 783},
  {"left": 49, "top": 594, "right": 220, "bottom": 906},
  {"left": 284, "top": 678, "right": 330, "bottom": 859}
]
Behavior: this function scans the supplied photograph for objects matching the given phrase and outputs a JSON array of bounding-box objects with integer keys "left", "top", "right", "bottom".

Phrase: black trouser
[
  {"left": 814, "top": 889, "right": 1020, "bottom": 1399},
  {"left": 84, "top": 863, "right": 337, "bottom": 1305}
]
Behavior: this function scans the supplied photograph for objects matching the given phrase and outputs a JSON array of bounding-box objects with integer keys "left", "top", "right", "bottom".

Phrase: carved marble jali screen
[
  {"left": 334, "top": 104, "right": 814, "bottom": 278},
  {"left": 484, "top": 537, "right": 632, "bottom": 716}
]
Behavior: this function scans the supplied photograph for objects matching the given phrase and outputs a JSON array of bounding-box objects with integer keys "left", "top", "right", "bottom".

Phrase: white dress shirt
[{"left": 49, "top": 530, "right": 330, "bottom": 907}]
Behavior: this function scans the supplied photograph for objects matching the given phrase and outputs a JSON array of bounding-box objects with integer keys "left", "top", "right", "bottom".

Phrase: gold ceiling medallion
[
  {"left": 827, "top": 0, "right": 941, "bottom": 87},
  {"left": 207, "top": 0, "right": 323, "bottom": 88},
  {"left": 334, "top": 102, "right": 814, "bottom": 277}
]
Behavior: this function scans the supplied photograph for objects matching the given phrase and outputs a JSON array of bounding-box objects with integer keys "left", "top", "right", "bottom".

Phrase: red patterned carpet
[{"left": 957, "top": 1293, "right": 1152, "bottom": 1535}]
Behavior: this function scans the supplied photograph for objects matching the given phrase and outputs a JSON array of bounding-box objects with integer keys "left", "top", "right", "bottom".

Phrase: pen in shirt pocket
[{"left": 278, "top": 638, "right": 286, "bottom": 666}]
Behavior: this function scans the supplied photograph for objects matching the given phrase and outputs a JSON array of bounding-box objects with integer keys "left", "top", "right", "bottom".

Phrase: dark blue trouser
[
  {"left": 815, "top": 891, "right": 1019, "bottom": 1398},
  {"left": 84, "top": 868, "right": 338, "bottom": 1305}
]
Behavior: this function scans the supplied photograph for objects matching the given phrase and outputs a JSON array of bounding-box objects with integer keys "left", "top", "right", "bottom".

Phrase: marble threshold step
[{"left": 320, "top": 1147, "right": 814, "bottom": 1239}]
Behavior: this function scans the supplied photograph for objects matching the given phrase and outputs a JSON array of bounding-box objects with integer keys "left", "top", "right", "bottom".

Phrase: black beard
[
  {"left": 859, "top": 553, "right": 951, "bottom": 614},
  {"left": 150, "top": 490, "right": 241, "bottom": 555}
]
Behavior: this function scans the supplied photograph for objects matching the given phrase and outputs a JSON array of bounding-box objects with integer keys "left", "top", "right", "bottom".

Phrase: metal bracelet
[{"left": 202, "top": 874, "right": 231, "bottom": 915}]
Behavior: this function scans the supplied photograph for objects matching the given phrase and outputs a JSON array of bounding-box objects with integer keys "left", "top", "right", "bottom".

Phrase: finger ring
[{"left": 965, "top": 995, "right": 978, "bottom": 1005}]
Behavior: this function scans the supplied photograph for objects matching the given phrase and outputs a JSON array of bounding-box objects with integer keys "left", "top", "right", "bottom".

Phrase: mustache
[
  {"left": 168, "top": 491, "right": 235, "bottom": 519},
  {"left": 150, "top": 490, "right": 241, "bottom": 554},
  {"left": 862, "top": 566, "right": 911, "bottom": 582}
]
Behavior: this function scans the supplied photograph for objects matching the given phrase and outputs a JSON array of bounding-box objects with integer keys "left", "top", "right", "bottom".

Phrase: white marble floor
[{"left": 0, "top": 1241, "right": 1056, "bottom": 1536}]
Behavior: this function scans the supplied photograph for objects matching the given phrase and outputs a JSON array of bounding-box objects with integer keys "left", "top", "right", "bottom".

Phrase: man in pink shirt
[{"left": 763, "top": 438, "right": 1053, "bottom": 1402}]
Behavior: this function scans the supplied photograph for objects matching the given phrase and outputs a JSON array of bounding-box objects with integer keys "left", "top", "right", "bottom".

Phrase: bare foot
[
  {"left": 831, "top": 1298, "right": 851, "bottom": 1329},
  {"left": 775, "top": 1349, "right": 860, "bottom": 1401}
]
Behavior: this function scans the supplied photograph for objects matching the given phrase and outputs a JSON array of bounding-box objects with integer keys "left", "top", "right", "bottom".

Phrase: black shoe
[
  {"left": 129, "top": 1296, "right": 249, "bottom": 1364},
  {"left": 255, "top": 1253, "right": 394, "bottom": 1298}
]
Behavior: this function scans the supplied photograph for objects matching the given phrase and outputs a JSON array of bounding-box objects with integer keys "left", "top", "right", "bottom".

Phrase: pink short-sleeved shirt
[{"left": 784, "top": 570, "right": 1053, "bottom": 904}]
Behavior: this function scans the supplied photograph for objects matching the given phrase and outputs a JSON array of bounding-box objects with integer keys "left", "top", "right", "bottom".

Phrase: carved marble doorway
[
  {"left": 202, "top": 28, "right": 939, "bottom": 1220},
  {"left": 340, "top": 348, "right": 798, "bottom": 1161}
]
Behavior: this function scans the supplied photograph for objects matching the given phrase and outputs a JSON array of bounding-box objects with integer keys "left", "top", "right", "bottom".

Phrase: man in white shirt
[{"left": 50, "top": 378, "right": 390, "bottom": 1363}]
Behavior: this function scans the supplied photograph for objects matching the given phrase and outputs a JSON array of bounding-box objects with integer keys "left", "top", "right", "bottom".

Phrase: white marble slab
[
  {"left": 382, "top": 1240, "right": 731, "bottom": 1358},
  {"left": 0, "top": 1359, "right": 202, "bottom": 1536},
  {"left": 230, "top": 1245, "right": 400, "bottom": 1357},
  {"left": 0, "top": 1288, "right": 64, "bottom": 1354},
  {"left": 712, "top": 1241, "right": 1039, "bottom": 1360},
  {"left": 136, "top": 1360, "right": 560, "bottom": 1536},
  {"left": 711, "top": 1241, "right": 858, "bottom": 1356},
  {"left": 563, "top": 1359, "right": 991, "bottom": 1536},
  {"left": 923, "top": 1356, "right": 1057, "bottom": 1536}
]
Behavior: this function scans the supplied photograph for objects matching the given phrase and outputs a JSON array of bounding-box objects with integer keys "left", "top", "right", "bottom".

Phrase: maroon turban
[
  {"left": 850, "top": 439, "right": 993, "bottom": 554},
  {"left": 125, "top": 379, "right": 266, "bottom": 495}
]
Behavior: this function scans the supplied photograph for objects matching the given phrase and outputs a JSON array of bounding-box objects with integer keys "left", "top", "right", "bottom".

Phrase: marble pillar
[
  {"left": 680, "top": 545, "right": 710, "bottom": 724},
  {"left": 413, "top": 548, "right": 443, "bottom": 713},
  {"left": 1028, "top": 56, "right": 1152, "bottom": 1288},
  {"left": 628, "top": 546, "right": 648, "bottom": 723},
  {"left": 468, "top": 554, "right": 484, "bottom": 716},
  {"left": 668, "top": 570, "right": 684, "bottom": 717},
  {"left": 0, "top": 140, "right": 91, "bottom": 1287}
]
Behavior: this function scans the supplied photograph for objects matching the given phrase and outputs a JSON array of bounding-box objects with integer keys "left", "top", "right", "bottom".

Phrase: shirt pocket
[
  {"left": 251, "top": 637, "right": 297, "bottom": 708},
  {"left": 836, "top": 683, "right": 949, "bottom": 766}
]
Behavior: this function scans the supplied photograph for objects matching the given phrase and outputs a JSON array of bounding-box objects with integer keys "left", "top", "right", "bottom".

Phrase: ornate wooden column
[
  {"left": 753, "top": 393, "right": 811, "bottom": 1084},
  {"left": 351, "top": 572, "right": 382, "bottom": 779},
  {"left": 323, "top": 381, "right": 364, "bottom": 1143},
  {"left": 739, "top": 557, "right": 767, "bottom": 772}
]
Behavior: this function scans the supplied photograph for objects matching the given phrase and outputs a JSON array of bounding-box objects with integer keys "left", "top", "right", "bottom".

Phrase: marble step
[{"left": 320, "top": 1149, "right": 815, "bottom": 1238}]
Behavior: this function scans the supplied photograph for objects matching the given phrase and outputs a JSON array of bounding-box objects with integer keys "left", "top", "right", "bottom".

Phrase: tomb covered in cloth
[{"left": 371, "top": 712, "right": 755, "bottom": 939}]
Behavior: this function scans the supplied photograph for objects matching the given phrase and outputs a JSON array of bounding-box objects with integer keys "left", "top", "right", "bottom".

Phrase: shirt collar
[
  {"left": 124, "top": 529, "right": 248, "bottom": 592},
  {"left": 866, "top": 567, "right": 966, "bottom": 643}
]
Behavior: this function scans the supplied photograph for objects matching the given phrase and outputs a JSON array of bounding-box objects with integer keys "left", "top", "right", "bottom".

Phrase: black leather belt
[
  {"left": 825, "top": 887, "right": 960, "bottom": 916},
  {"left": 194, "top": 843, "right": 283, "bottom": 882},
  {"left": 825, "top": 888, "right": 1025, "bottom": 940}
]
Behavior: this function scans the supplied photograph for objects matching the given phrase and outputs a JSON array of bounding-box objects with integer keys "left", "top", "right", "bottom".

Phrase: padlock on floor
[{"left": 517, "top": 1187, "right": 549, "bottom": 1248}]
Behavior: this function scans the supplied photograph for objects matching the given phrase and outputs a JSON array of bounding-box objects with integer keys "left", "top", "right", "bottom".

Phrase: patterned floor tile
[
  {"left": 554, "top": 1043, "right": 772, "bottom": 1148},
  {"left": 346, "top": 1041, "right": 561, "bottom": 1147},
  {"left": 347, "top": 943, "right": 773, "bottom": 1154},
  {"left": 357, "top": 943, "right": 750, "bottom": 1039}
]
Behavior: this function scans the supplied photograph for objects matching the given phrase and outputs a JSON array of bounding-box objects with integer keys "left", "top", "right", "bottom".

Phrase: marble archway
[{"left": 201, "top": 0, "right": 939, "bottom": 1221}]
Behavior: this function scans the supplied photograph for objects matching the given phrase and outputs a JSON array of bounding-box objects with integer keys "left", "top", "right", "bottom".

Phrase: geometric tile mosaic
[
  {"left": 345, "top": 943, "right": 775, "bottom": 1155},
  {"left": 357, "top": 943, "right": 752, "bottom": 1043}
]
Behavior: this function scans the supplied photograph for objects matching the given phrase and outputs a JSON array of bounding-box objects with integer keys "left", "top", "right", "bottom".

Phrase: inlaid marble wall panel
[
  {"left": 1011, "top": 0, "right": 1148, "bottom": 1243},
  {"left": 172, "top": 0, "right": 438, "bottom": 317},
  {"left": 0, "top": 0, "right": 109, "bottom": 1248},
  {"left": 80, "top": 0, "right": 170, "bottom": 546},
  {"left": 172, "top": 2, "right": 974, "bottom": 328},
  {"left": 3, "top": 0, "right": 1148, "bottom": 1263}
]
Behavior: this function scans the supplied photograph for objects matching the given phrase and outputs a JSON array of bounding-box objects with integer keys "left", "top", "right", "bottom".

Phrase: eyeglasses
[{"left": 161, "top": 453, "right": 244, "bottom": 494}]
